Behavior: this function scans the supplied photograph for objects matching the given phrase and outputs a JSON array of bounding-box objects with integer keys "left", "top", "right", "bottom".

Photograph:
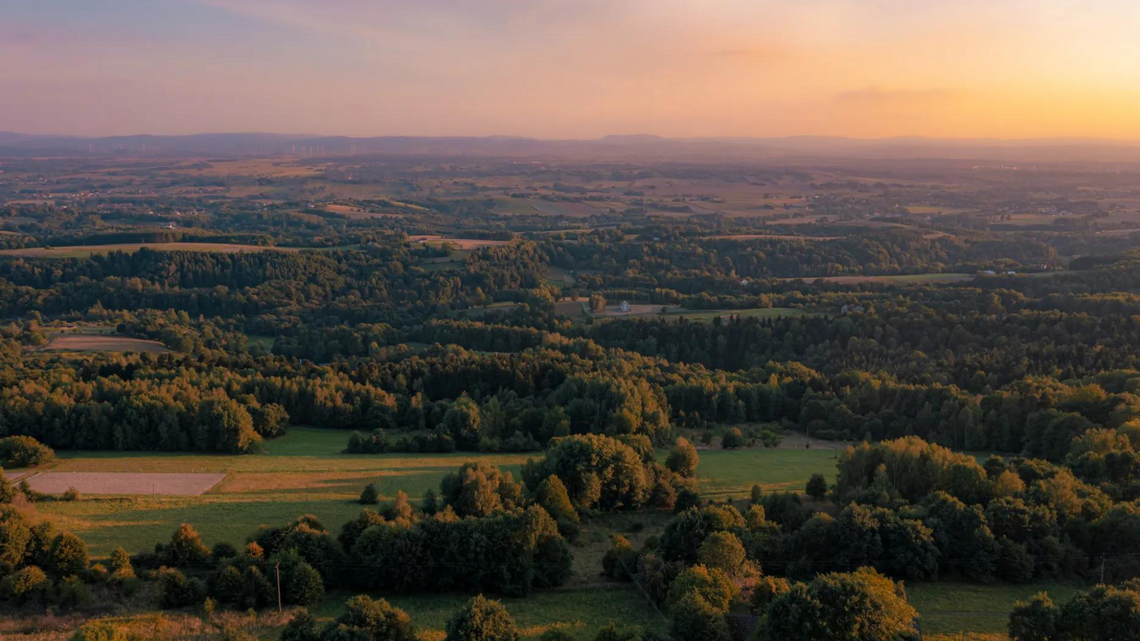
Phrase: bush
[
  {"left": 721, "top": 428, "right": 744, "bottom": 449},
  {"left": 283, "top": 561, "right": 325, "bottom": 606},
  {"left": 1, "top": 565, "right": 50, "bottom": 604},
  {"left": 280, "top": 611, "right": 321, "bottom": 641},
  {"left": 49, "top": 532, "right": 89, "bottom": 577},
  {"left": 163, "top": 523, "right": 211, "bottom": 567},
  {"left": 333, "top": 594, "right": 417, "bottom": 641},
  {"left": 71, "top": 621, "right": 129, "bottom": 641},
  {"left": 445, "top": 594, "right": 520, "bottom": 641},
  {"left": 805, "top": 473, "right": 828, "bottom": 500},
  {"left": 360, "top": 483, "right": 380, "bottom": 505},
  {"left": 665, "top": 437, "right": 699, "bottom": 478},
  {"left": 602, "top": 535, "right": 639, "bottom": 581},
  {"left": 534, "top": 475, "right": 578, "bottom": 523},
  {"left": 0, "top": 436, "right": 54, "bottom": 468},
  {"left": 62, "top": 487, "right": 81, "bottom": 501},
  {"left": 157, "top": 566, "right": 205, "bottom": 608},
  {"left": 670, "top": 593, "right": 730, "bottom": 641}
]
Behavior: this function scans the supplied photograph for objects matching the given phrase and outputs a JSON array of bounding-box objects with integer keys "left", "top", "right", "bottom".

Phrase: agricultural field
[
  {"left": 0, "top": 242, "right": 295, "bottom": 258},
  {"left": 40, "top": 334, "right": 171, "bottom": 354},
  {"left": 785, "top": 273, "right": 974, "bottom": 284},
  {"left": 909, "top": 581, "right": 1082, "bottom": 640},
  {"left": 30, "top": 428, "right": 534, "bottom": 555}
]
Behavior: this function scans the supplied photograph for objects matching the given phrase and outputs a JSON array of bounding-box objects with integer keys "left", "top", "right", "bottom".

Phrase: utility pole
[
  {"left": 1099, "top": 555, "right": 1106, "bottom": 584},
  {"left": 275, "top": 562, "right": 283, "bottom": 614}
]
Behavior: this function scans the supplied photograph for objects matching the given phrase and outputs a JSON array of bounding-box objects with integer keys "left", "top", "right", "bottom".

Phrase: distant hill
[{"left": 0, "top": 131, "right": 1138, "bottom": 163}]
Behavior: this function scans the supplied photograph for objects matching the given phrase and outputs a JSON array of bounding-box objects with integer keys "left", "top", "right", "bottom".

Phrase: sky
[{"left": 2, "top": 0, "right": 1139, "bottom": 140}]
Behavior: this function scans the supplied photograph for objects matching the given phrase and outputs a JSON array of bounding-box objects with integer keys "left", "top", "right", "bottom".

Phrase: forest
[{"left": 1, "top": 154, "right": 1140, "bottom": 640}]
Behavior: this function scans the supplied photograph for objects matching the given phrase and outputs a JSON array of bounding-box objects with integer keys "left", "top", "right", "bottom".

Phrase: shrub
[
  {"left": 283, "top": 561, "right": 325, "bottom": 606},
  {"left": 49, "top": 532, "right": 89, "bottom": 577},
  {"left": 360, "top": 483, "right": 380, "bottom": 505},
  {"left": 670, "top": 593, "right": 730, "bottom": 641},
  {"left": 721, "top": 428, "right": 744, "bottom": 449},
  {"left": 163, "top": 523, "right": 211, "bottom": 567},
  {"left": 1, "top": 565, "right": 50, "bottom": 604},
  {"left": 333, "top": 594, "right": 417, "bottom": 641},
  {"left": 602, "top": 535, "right": 639, "bottom": 581},
  {"left": 157, "top": 566, "right": 205, "bottom": 608},
  {"left": 534, "top": 475, "right": 578, "bottom": 523},
  {"left": 445, "top": 594, "right": 519, "bottom": 641},
  {"left": 665, "top": 437, "right": 699, "bottom": 478},
  {"left": 805, "top": 473, "right": 828, "bottom": 500},
  {"left": 0, "top": 436, "right": 54, "bottom": 468},
  {"left": 71, "top": 621, "right": 129, "bottom": 641},
  {"left": 280, "top": 611, "right": 321, "bottom": 641}
]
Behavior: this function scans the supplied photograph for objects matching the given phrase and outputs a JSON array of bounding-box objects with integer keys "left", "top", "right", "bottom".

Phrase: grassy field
[
  {"left": 786, "top": 273, "right": 973, "bottom": 284},
  {"left": 312, "top": 587, "right": 666, "bottom": 641},
  {"left": 690, "top": 446, "right": 840, "bottom": 500},
  {"left": 33, "top": 428, "right": 534, "bottom": 555},
  {"left": 593, "top": 306, "right": 818, "bottom": 323},
  {"left": 661, "top": 307, "right": 818, "bottom": 322},
  {"left": 909, "top": 581, "right": 1081, "bottom": 640}
]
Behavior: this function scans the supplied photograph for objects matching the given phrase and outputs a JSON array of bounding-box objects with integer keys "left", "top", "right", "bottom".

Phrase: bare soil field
[
  {"left": 22, "top": 472, "right": 226, "bottom": 496},
  {"left": 42, "top": 334, "right": 172, "bottom": 354}
]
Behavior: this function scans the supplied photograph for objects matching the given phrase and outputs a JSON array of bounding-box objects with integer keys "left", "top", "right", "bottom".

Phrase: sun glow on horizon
[{"left": 2, "top": 0, "right": 1139, "bottom": 139}]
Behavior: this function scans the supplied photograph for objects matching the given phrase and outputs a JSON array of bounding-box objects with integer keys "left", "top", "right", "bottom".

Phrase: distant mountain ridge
[{"left": 1, "top": 131, "right": 1138, "bottom": 162}]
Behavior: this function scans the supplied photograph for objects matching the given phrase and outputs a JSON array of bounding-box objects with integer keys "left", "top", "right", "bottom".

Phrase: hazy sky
[{"left": 2, "top": 0, "right": 1138, "bottom": 139}]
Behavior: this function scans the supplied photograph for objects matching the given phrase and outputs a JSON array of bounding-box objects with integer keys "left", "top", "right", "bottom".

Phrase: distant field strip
[
  {"left": 782, "top": 273, "right": 974, "bottom": 284},
  {"left": 42, "top": 335, "right": 171, "bottom": 354},
  {"left": 23, "top": 472, "right": 226, "bottom": 496},
  {"left": 0, "top": 243, "right": 298, "bottom": 258}
]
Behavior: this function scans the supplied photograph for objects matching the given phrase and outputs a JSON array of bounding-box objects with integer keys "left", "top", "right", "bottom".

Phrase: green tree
[
  {"left": 761, "top": 568, "right": 918, "bottom": 641},
  {"left": 805, "top": 473, "right": 828, "bottom": 500},
  {"left": 534, "top": 475, "right": 578, "bottom": 523},
  {"left": 697, "top": 531, "right": 747, "bottom": 577}
]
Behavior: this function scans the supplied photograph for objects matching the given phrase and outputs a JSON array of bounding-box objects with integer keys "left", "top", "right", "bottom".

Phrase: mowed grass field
[
  {"left": 312, "top": 587, "right": 667, "bottom": 641},
  {"left": 689, "top": 446, "right": 840, "bottom": 500},
  {"left": 909, "top": 581, "right": 1081, "bottom": 640}
]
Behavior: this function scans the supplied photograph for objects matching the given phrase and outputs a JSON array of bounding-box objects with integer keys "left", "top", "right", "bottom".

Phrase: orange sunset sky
[{"left": 2, "top": 0, "right": 1138, "bottom": 139}]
